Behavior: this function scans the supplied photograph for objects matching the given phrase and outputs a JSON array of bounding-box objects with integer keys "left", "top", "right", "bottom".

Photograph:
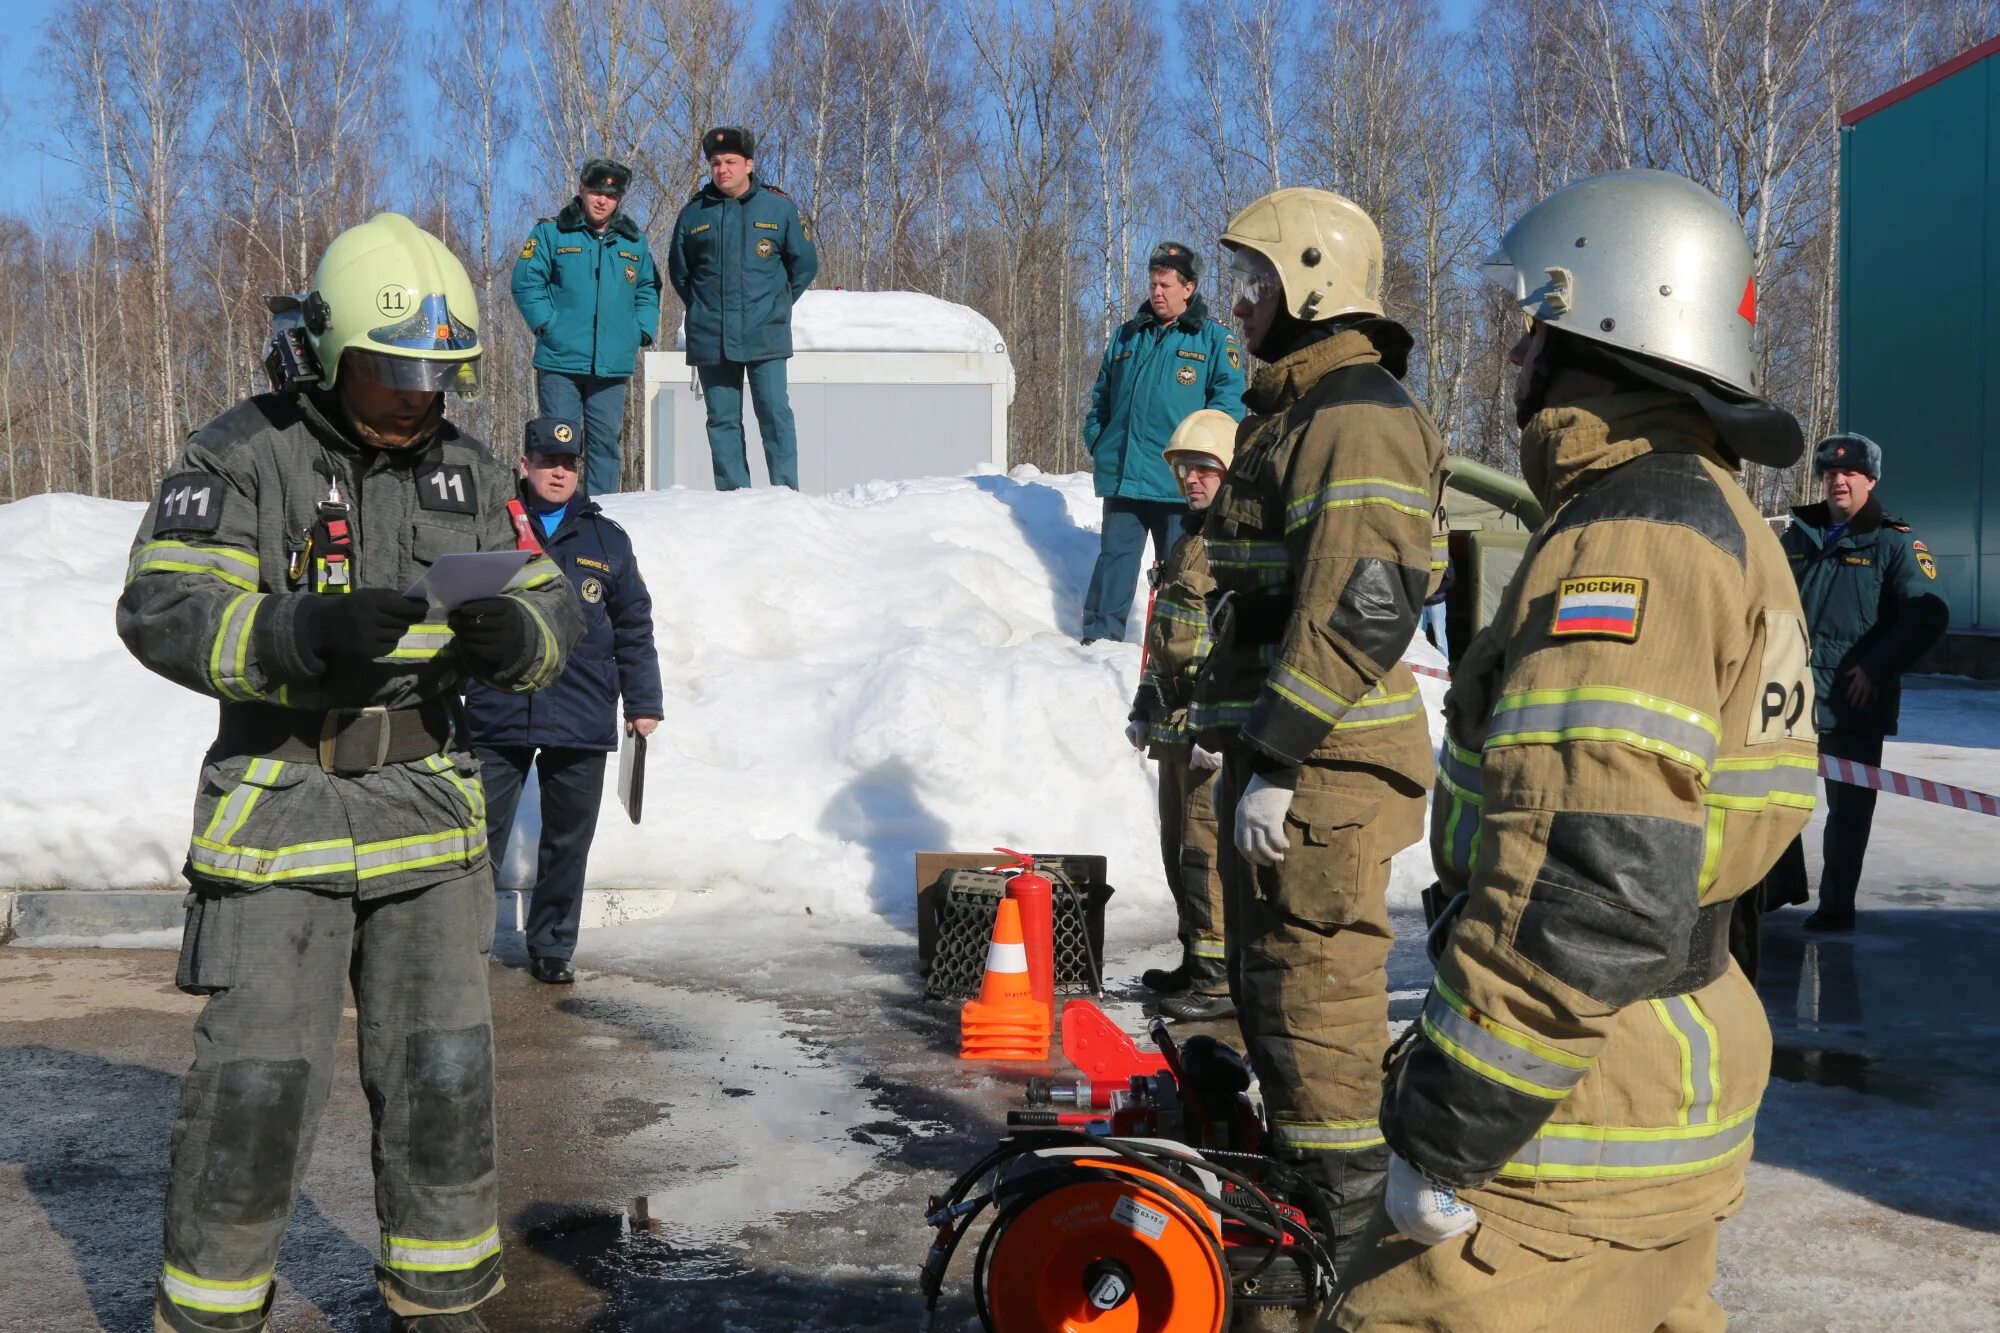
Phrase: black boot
[
  {"left": 1289, "top": 1148, "right": 1389, "bottom": 1277},
  {"left": 530, "top": 955, "right": 576, "bottom": 984},
  {"left": 1154, "top": 955, "right": 1234, "bottom": 1021},
  {"left": 1142, "top": 948, "right": 1193, "bottom": 994}
]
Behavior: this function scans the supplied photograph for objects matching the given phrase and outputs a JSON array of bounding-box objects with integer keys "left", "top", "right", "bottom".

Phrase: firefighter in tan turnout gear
[
  {"left": 1195, "top": 188, "right": 1448, "bottom": 1253},
  {"left": 1338, "top": 170, "right": 1815, "bottom": 1332},
  {"left": 1128, "top": 408, "right": 1235, "bottom": 1020},
  {"left": 118, "top": 213, "right": 584, "bottom": 1333}
]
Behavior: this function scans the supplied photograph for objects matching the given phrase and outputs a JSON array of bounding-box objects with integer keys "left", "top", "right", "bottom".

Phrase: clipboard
[
  {"left": 619, "top": 730, "right": 647, "bottom": 824},
  {"left": 403, "top": 550, "right": 533, "bottom": 612}
]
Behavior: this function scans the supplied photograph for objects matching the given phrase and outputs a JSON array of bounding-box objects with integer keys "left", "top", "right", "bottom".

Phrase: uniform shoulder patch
[
  {"left": 1550, "top": 576, "right": 1646, "bottom": 642},
  {"left": 519, "top": 236, "right": 537, "bottom": 260},
  {"left": 152, "top": 471, "right": 227, "bottom": 536},
  {"left": 1917, "top": 550, "right": 1938, "bottom": 579}
]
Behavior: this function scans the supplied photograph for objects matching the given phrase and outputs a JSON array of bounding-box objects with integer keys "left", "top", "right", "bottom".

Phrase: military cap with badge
[{"left": 580, "top": 158, "right": 633, "bottom": 198}]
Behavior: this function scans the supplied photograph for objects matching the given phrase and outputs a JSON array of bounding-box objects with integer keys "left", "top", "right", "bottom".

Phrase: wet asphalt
[{"left": 4, "top": 893, "right": 1999, "bottom": 1331}]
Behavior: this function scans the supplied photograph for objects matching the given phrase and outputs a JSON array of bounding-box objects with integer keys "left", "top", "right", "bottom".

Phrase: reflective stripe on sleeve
[
  {"left": 1152, "top": 599, "right": 1207, "bottom": 627},
  {"left": 1435, "top": 736, "right": 1483, "bottom": 875},
  {"left": 1704, "top": 755, "right": 1819, "bottom": 810},
  {"left": 128, "top": 540, "right": 260, "bottom": 591},
  {"left": 1497, "top": 1102, "right": 1757, "bottom": 1181},
  {"left": 1422, "top": 976, "right": 1591, "bottom": 1100},
  {"left": 1285, "top": 476, "right": 1433, "bottom": 532},
  {"left": 1485, "top": 687, "right": 1721, "bottom": 779},
  {"left": 381, "top": 1225, "right": 502, "bottom": 1273},
  {"left": 1265, "top": 662, "right": 1351, "bottom": 725},
  {"left": 207, "top": 591, "right": 266, "bottom": 701},
  {"left": 1332, "top": 684, "right": 1424, "bottom": 731},
  {"left": 1271, "top": 1117, "right": 1387, "bottom": 1152},
  {"left": 159, "top": 1263, "right": 274, "bottom": 1315},
  {"left": 386, "top": 623, "right": 455, "bottom": 661}
]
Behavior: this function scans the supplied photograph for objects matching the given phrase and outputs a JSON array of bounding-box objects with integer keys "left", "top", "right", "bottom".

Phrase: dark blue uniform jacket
[{"left": 464, "top": 490, "right": 662, "bottom": 750}]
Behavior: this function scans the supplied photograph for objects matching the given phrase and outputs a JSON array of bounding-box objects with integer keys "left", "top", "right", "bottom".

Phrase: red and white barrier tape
[
  {"left": 1818, "top": 755, "right": 2000, "bottom": 817},
  {"left": 1406, "top": 658, "right": 2000, "bottom": 817}
]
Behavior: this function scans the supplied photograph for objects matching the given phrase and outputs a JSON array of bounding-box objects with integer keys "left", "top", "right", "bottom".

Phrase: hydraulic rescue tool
[{"left": 922, "top": 1006, "right": 1343, "bottom": 1330}]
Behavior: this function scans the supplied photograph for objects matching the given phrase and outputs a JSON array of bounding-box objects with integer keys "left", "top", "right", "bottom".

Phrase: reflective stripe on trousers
[{"left": 159, "top": 1263, "right": 273, "bottom": 1315}]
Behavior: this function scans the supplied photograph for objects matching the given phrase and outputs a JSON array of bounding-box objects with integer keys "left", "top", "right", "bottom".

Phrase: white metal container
[{"left": 641, "top": 290, "right": 1014, "bottom": 493}]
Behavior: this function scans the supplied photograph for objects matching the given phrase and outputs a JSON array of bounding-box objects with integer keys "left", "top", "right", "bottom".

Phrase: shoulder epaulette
[
  {"left": 1886, "top": 518, "right": 1911, "bottom": 532},
  {"left": 763, "top": 182, "right": 790, "bottom": 197}
]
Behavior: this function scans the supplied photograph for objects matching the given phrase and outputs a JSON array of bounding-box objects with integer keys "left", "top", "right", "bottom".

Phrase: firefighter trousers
[
  {"left": 1334, "top": 1209, "right": 1725, "bottom": 1333},
  {"left": 1217, "top": 750, "right": 1424, "bottom": 1240},
  {"left": 1157, "top": 754, "right": 1225, "bottom": 978},
  {"left": 154, "top": 873, "right": 503, "bottom": 1332}
]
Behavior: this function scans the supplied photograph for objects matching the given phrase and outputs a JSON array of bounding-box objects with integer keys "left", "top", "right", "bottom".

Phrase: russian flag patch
[{"left": 1550, "top": 576, "right": 1647, "bottom": 642}]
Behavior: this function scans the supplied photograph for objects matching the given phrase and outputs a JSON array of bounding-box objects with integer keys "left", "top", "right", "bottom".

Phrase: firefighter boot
[
  {"left": 1155, "top": 955, "right": 1236, "bottom": 1021},
  {"left": 1142, "top": 945, "right": 1193, "bottom": 994},
  {"left": 1291, "top": 1145, "right": 1389, "bottom": 1275}
]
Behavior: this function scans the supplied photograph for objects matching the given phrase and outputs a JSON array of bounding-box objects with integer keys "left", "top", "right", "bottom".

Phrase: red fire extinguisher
[{"left": 995, "top": 848, "right": 1055, "bottom": 1027}]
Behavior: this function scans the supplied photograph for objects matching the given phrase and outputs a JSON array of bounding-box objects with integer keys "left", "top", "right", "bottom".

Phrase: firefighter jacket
[
  {"left": 117, "top": 392, "right": 584, "bottom": 900},
  {"left": 512, "top": 200, "right": 664, "bottom": 379},
  {"left": 1194, "top": 326, "right": 1446, "bottom": 790},
  {"left": 463, "top": 487, "right": 663, "bottom": 751},
  {"left": 668, "top": 176, "right": 818, "bottom": 366},
  {"left": 1085, "top": 297, "right": 1247, "bottom": 504},
  {"left": 1133, "top": 511, "right": 1214, "bottom": 755},
  {"left": 1782, "top": 495, "right": 1948, "bottom": 735},
  {"left": 1388, "top": 392, "right": 1817, "bottom": 1245}
]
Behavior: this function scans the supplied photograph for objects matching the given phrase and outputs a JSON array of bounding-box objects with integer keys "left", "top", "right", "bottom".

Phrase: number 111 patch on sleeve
[
  {"left": 154, "top": 471, "right": 226, "bottom": 535},
  {"left": 1550, "top": 576, "right": 1647, "bottom": 642}
]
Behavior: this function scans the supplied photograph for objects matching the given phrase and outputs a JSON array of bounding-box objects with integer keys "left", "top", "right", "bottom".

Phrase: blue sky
[{"left": 0, "top": 0, "right": 1482, "bottom": 209}]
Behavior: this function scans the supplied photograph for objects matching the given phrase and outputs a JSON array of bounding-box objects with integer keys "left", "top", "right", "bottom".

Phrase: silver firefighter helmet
[{"left": 1483, "top": 169, "right": 1759, "bottom": 396}]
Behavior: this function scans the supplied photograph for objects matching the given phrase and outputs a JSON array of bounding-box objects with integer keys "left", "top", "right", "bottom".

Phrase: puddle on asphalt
[
  {"left": 521, "top": 1203, "right": 744, "bottom": 1288},
  {"left": 1769, "top": 1044, "right": 1878, "bottom": 1093}
]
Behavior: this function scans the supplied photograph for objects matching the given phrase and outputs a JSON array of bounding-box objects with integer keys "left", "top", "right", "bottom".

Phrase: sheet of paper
[
  {"left": 619, "top": 730, "right": 647, "bottom": 824},
  {"left": 403, "top": 550, "right": 533, "bottom": 611}
]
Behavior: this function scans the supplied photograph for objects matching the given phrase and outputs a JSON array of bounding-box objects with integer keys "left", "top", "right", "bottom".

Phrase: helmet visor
[
  {"left": 344, "top": 347, "right": 482, "bottom": 395},
  {"left": 1229, "top": 247, "right": 1280, "bottom": 309}
]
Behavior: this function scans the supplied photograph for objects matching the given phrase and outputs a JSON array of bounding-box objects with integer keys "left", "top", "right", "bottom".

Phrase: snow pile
[
  {"left": 674, "top": 289, "right": 1006, "bottom": 354},
  {"left": 0, "top": 473, "right": 1444, "bottom": 931}
]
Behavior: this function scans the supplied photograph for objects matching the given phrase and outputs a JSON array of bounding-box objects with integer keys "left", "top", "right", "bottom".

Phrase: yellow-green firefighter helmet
[
  {"left": 307, "top": 213, "right": 481, "bottom": 394},
  {"left": 1221, "top": 187, "right": 1384, "bottom": 323}
]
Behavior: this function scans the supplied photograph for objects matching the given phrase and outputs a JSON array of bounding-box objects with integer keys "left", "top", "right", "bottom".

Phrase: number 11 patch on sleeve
[{"left": 1551, "top": 576, "right": 1647, "bottom": 641}]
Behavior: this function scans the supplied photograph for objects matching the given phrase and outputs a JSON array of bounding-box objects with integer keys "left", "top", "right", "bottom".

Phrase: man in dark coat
[
  {"left": 465, "top": 417, "right": 664, "bottom": 982},
  {"left": 668, "top": 126, "right": 819, "bottom": 490},
  {"left": 1768, "top": 431, "right": 1949, "bottom": 932}
]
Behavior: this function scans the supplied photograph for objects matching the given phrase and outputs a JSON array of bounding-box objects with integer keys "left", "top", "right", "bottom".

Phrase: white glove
[
  {"left": 1189, "top": 743, "right": 1223, "bottom": 772},
  {"left": 1384, "top": 1153, "right": 1478, "bottom": 1247},
  {"left": 1234, "top": 773, "right": 1294, "bottom": 866},
  {"left": 1124, "top": 719, "right": 1148, "bottom": 749}
]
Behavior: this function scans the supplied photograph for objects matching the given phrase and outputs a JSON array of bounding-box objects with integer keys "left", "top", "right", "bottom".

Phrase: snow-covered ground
[{"left": 0, "top": 472, "right": 1445, "bottom": 937}]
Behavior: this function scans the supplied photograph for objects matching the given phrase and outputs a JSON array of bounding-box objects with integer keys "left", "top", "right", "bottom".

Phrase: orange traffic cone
[{"left": 960, "top": 898, "right": 1051, "bottom": 1061}]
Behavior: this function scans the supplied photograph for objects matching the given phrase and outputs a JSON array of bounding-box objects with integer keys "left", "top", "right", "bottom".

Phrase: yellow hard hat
[
  {"left": 1221, "top": 187, "right": 1383, "bottom": 323},
  {"left": 1163, "top": 409, "right": 1238, "bottom": 470},
  {"left": 307, "top": 213, "right": 481, "bottom": 394}
]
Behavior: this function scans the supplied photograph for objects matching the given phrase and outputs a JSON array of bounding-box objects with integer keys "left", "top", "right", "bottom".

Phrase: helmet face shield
[
  {"left": 1229, "top": 247, "right": 1281, "bottom": 310},
  {"left": 343, "top": 347, "right": 482, "bottom": 396}
]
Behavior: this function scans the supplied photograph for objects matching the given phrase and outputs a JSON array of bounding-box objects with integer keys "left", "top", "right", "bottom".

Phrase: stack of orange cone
[{"left": 959, "top": 898, "right": 1051, "bottom": 1061}]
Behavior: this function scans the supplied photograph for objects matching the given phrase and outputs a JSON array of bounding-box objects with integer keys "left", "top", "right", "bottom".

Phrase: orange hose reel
[{"left": 981, "top": 1157, "right": 1229, "bottom": 1333}]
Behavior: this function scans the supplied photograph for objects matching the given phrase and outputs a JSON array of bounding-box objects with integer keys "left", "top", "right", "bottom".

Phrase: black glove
[
  {"left": 292, "top": 589, "right": 429, "bottom": 673},
  {"left": 449, "top": 596, "right": 532, "bottom": 676}
]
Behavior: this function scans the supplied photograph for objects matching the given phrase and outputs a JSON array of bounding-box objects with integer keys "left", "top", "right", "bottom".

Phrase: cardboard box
[{"left": 914, "top": 850, "right": 1109, "bottom": 972}]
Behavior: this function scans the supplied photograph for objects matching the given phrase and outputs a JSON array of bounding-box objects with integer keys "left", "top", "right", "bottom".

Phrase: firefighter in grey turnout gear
[{"left": 118, "top": 213, "right": 583, "bottom": 1333}]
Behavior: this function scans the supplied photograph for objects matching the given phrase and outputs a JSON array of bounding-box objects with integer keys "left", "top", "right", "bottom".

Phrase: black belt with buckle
[
  {"left": 1647, "top": 899, "right": 1736, "bottom": 998},
  {"left": 213, "top": 700, "right": 455, "bottom": 775}
]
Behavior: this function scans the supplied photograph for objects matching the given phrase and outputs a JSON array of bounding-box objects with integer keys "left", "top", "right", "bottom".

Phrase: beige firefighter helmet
[
  {"left": 1163, "top": 409, "right": 1239, "bottom": 471},
  {"left": 1221, "top": 187, "right": 1384, "bottom": 322},
  {"left": 1482, "top": 169, "right": 1759, "bottom": 395},
  {"left": 307, "top": 213, "right": 481, "bottom": 394}
]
